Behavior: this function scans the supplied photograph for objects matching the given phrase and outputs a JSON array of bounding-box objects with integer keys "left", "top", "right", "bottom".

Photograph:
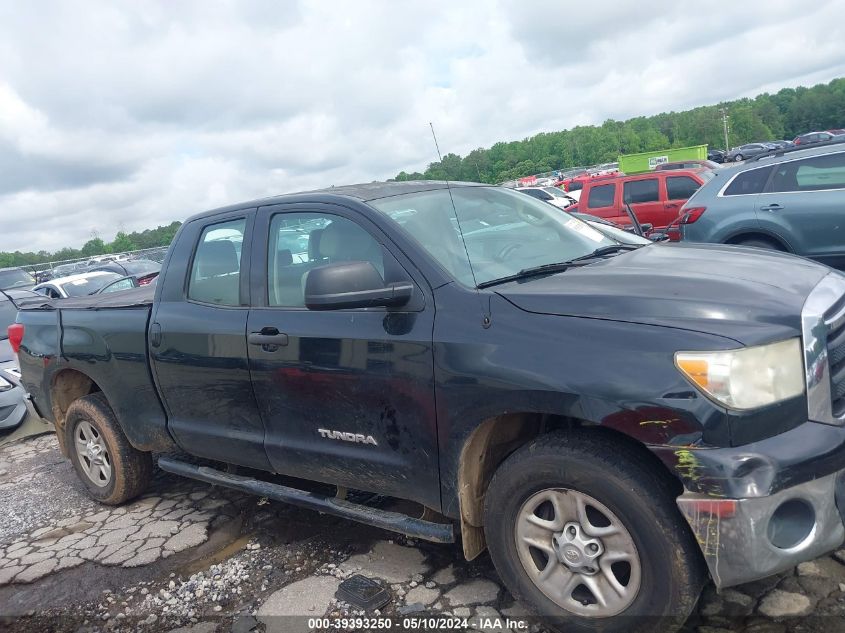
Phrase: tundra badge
[{"left": 318, "top": 428, "right": 378, "bottom": 446}]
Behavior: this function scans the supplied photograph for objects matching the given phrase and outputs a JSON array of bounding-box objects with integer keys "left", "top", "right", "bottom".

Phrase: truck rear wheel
[
  {"left": 66, "top": 392, "right": 153, "bottom": 505},
  {"left": 483, "top": 431, "right": 703, "bottom": 633}
]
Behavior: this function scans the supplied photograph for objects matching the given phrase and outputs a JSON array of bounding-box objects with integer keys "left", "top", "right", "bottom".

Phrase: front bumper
[{"left": 677, "top": 469, "right": 845, "bottom": 589}]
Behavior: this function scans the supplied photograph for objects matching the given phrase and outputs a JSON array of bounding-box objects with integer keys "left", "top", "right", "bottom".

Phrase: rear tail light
[
  {"left": 8, "top": 323, "right": 24, "bottom": 354},
  {"left": 680, "top": 207, "right": 706, "bottom": 224}
]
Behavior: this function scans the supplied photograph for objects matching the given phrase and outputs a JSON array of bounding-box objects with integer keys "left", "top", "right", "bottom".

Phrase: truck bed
[
  {"left": 17, "top": 285, "right": 155, "bottom": 311},
  {"left": 16, "top": 284, "right": 170, "bottom": 452}
]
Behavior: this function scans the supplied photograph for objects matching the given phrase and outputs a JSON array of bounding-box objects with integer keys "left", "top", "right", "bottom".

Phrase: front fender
[{"left": 433, "top": 289, "right": 737, "bottom": 519}]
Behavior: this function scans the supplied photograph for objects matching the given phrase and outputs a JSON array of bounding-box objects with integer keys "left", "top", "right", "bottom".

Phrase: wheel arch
[
  {"left": 51, "top": 369, "right": 103, "bottom": 456},
  {"left": 456, "top": 413, "right": 684, "bottom": 560},
  {"left": 724, "top": 229, "right": 793, "bottom": 252}
]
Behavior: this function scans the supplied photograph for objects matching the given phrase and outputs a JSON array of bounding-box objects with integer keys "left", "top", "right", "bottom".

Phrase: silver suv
[{"left": 679, "top": 143, "right": 845, "bottom": 270}]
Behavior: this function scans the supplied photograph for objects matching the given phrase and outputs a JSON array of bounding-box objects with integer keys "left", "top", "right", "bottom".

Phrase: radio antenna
[
  {"left": 429, "top": 122, "right": 444, "bottom": 162},
  {"left": 429, "top": 122, "right": 486, "bottom": 319}
]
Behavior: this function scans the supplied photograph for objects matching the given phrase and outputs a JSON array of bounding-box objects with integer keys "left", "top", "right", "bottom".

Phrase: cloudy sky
[{"left": 1, "top": 1, "right": 844, "bottom": 252}]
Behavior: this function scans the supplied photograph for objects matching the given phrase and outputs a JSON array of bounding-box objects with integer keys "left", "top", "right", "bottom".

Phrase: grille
[
  {"left": 826, "top": 295, "right": 845, "bottom": 417},
  {"left": 802, "top": 273, "right": 845, "bottom": 426}
]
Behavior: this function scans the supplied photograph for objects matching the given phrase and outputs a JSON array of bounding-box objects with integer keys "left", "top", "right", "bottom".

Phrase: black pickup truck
[{"left": 12, "top": 181, "right": 845, "bottom": 631}]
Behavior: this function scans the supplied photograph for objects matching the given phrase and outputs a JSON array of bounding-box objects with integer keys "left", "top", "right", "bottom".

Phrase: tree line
[
  {"left": 0, "top": 222, "right": 182, "bottom": 269},
  {"left": 393, "top": 77, "right": 845, "bottom": 184},
  {"left": 3, "top": 77, "right": 843, "bottom": 268}
]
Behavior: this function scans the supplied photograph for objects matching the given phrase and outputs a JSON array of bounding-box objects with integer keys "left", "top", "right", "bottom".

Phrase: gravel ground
[{"left": 2, "top": 432, "right": 845, "bottom": 633}]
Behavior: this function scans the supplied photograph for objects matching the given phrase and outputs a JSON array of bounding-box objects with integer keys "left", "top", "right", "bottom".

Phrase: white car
[
  {"left": 32, "top": 271, "right": 125, "bottom": 299},
  {"left": 515, "top": 186, "right": 578, "bottom": 209}
]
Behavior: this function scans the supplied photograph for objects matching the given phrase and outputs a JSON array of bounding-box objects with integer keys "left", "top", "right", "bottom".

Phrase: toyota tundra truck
[{"left": 11, "top": 181, "right": 845, "bottom": 632}]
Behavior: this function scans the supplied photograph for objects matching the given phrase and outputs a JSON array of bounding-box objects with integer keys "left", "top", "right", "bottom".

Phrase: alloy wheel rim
[
  {"left": 74, "top": 420, "right": 112, "bottom": 487},
  {"left": 514, "top": 488, "right": 641, "bottom": 617}
]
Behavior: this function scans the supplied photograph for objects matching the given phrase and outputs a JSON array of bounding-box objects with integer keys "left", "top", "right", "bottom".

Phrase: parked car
[
  {"left": 559, "top": 170, "right": 618, "bottom": 195},
  {"left": 679, "top": 143, "right": 845, "bottom": 269},
  {"left": 0, "top": 289, "right": 37, "bottom": 431},
  {"left": 707, "top": 149, "right": 726, "bottom": 163},
  {"left": 727, "top": 143, "right": 771, "bottom": 162},
  {"left": 90, "top": 259, "right": 161, "bottom": 276},
  {"left": 515, "top": 186, "right": 578, "bottom": 209},
  {"left": 14, "top": 180, "right": 845, "bottom": 630},
  {"left": 89, "top": 258, "right": 162, "bottom": 284},
  {"left": 793, "top": 131, "right": 835, "bottom": 146},
  {"left": 43, "top": 263, "right": 80, "bottom": 281},
  {"left": 32, "top": 271, "right": 125, "bottom": 299},
  {"left": 769, "top": 140, "right": 794, "bottom": 149},
  {"left": 0, "top": 267, "right": 35, "bottom": 291},
  {"left": 655, "top": 160, "right": 720, "bottom": 172},
  {"left": 95, "top": 272, "right": 160, "bottom": 294},
  {"left": 568, "top": 169, "right": 713, "bottom": 231},
  {"left": 827, "top": 129, "right": 845, "bottom": 136}
]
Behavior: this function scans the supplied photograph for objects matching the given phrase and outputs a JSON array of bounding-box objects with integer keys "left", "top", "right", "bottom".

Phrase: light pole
[{"left": 720, "top": 108, "right": 730, "bottom": 151}]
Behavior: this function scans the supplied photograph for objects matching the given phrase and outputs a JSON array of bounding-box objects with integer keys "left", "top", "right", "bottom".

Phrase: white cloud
[{"left": 0, "top": 0, "right": 844, "bottom": 251}]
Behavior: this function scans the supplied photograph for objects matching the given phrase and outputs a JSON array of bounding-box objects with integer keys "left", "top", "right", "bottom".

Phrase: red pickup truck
[{"left": 569, "top": 169, "right": 713, "bottom": 230}]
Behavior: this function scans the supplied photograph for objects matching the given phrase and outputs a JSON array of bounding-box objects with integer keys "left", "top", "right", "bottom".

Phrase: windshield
[
  {"left": 58, "top": 273, "right": 124, "bottom": 297},
  {"left": 369, "top": 186, "right": 616, "bottom": 287},
  {"left": 0, "top": 269, "right": 34, "bottom": 290}
]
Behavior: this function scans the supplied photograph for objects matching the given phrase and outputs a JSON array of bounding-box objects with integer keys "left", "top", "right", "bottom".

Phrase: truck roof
[{"left": 185, "top": 180, "right": 487, "bottom": 223}]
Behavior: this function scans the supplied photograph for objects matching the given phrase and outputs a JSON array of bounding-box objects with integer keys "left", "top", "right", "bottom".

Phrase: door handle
[
  {"left": 248, "top": 329, "right": 289, "bottom": 347},
  {"left": 760, "top": 203, "right": 783, "bottom": 212}
]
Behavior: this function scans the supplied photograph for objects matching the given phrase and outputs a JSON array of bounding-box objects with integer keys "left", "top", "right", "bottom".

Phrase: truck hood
[{"left": 495, "top": 243, "right": 831, "bottom": 345}]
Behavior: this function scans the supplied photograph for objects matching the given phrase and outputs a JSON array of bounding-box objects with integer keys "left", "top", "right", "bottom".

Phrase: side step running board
[{"left": 157, "top": 457, "right": 455, "bottom": 544}]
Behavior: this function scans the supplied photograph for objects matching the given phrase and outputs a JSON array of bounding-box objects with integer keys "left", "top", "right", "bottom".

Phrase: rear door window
[
  {"left": 666, "top": 176, "right": 702, "bottom": 200},
  {"left": 623, "top": 179, "right": 659, "bottom": 204},
  {"left": 188, "top": 218, "right": 247, "bottom": 306},
  {"left": 770, "top": 152, "right": 845, "bottom": 192},
  {"left": 723, "top": 167, "right": 773, "bottom": 196},
  {"left": 587, "top": 183, "right": 616, "bottom": 208}
]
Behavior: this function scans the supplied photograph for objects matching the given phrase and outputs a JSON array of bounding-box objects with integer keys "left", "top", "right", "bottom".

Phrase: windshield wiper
[
  {"left": 476, "top": 244, "right": 640, "bottom": 289},
  {"left": 564, "top": 243, "right": 641, "bottom": 263}
]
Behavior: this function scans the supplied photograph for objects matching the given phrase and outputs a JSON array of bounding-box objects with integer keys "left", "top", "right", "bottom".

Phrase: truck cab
[{"left": 13, "top": 181, "right": 845, "bottom": 632}]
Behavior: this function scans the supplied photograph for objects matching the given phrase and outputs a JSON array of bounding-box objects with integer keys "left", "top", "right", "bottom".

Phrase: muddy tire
[
  {"left": 65, "top": 392, "right": 153, "bottom": 505},
  {"left": 483, "top": 431, "right": 704, "bottom": 633}
]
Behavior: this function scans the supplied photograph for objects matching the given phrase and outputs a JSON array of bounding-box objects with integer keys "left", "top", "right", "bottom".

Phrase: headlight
[
  {"left": 0, "top": 376, "right": 12, "bottom": 392},
  {"left": 675, "top": 338, "right": 804, "bottom": 410}
]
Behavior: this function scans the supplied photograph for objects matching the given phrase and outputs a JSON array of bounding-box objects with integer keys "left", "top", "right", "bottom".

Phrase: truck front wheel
[
  {"left": 66, "top": 393, "right": 153, "bottom": 505},
  {"left": 483, "top": 431, "right": 703, "bottom": 633}
]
